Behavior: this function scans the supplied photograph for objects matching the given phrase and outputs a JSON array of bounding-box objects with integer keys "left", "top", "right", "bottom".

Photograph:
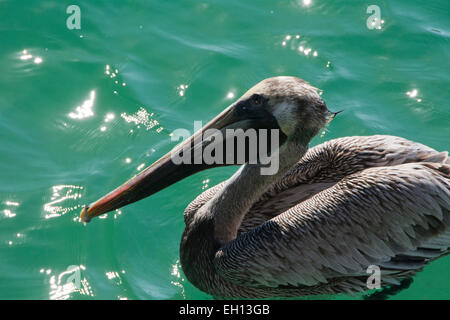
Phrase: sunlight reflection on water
[
  {"left": 46, "top": 265, "right": 95, "bottom": 300},
  {"left": 68, "top": 91, "right": 96, "bottom": 120},
  {"left": 171, "top": 260, "right": 186, "bottom": 299},
  {"left": 121, "top": 107, "right": 164, "bottom": 133},
  {"left": 43, "top": 185, "right": 83, "bottom": 219}
]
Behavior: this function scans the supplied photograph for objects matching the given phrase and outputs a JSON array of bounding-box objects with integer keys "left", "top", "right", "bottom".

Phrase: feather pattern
[{"left": 214, "top": 162, "right": 449, "bottom": 288}]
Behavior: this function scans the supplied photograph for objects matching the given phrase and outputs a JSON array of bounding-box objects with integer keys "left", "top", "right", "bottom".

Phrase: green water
[{"left": 0, "top": 0, "right": 449, "bottom": 300}]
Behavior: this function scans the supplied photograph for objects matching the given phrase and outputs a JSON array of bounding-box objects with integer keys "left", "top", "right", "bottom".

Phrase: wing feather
[
  {"left": 238, "top": 135, "right": 447, "bottom": 234},
  {"left": 214, "top": 162, "right": 450, "bottom": 288}
]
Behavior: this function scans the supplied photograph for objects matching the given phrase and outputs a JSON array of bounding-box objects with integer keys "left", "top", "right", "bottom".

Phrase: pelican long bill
[{"left": 80, "top": 95, "right": 281, "bottom": 223}]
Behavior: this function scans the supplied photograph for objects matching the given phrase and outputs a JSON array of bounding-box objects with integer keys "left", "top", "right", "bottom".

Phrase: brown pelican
[{"left": 80, "top": 76, "right": 450, "bottom": 298}]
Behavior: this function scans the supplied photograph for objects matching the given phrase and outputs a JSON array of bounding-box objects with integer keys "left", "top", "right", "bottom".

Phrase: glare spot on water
[
  {"left": 145, "top": 148, "right": 156, "bottom": 157},
  {"left": 406, "top": 89, "right": 423, "bottom": 103},
  {"left": 121, "top": 107, "right": 163, "bottom": 132},
  {"left": 113, "top": 209, "right": 122, "bottom": 219},
  {"left": 171, "top": 260, "right": 186, "bottom": 298},
  {"left": 105, "top": 271, "right": 123, "bottom": 286},
  {"left": 18, "top": 49, "right": 43, "bottom": 64},
  {"left": 104, "top": 113, "right": 115, "bottom": 122},
  {"left": 68, "top": 91, "right": 96, "bottom": 120},
  {"left": 5, "top": 201, "right": 19, "bottom": 206},
  {"left": 20, "top": 54, "right": 33, "bottom": 60},
  {"left": 106, "top": 271, "right": 120, "bottom": 279},
  {"left": 226, "top": 91, "right": 235, "bottom": 99},
  {"left": 4, "top": 209, "right": 16, "bottom": 218},
  {"left": 19, "top": 49, "right": 33, "bottom": 61},
  {"left": 302, "top": 0, "right": 312, "bottom": 7},
  {"left": 2, "top": 201, "right": 19, "bottom": 219},
  {"left": 125, "top": 157, "right": 132, "bottom": 164},
  {"left": 406, "top": 89, "right": 418, "bottom": 98},
  {"left": 105, "top": 63, "right": 127, "bottom": 99},
  {"left": 43, "top": 185, "right": 83, "bottom": 219},
  {"left": 283, "top": 35, "right": 318, "bottom": 60},
  {"left": 48, "top": 266, "right": 94, "bottom": 300},
  {"left": 171, "top": 263, "right": 181, "bottom": 277},
  {"left": 202, "top": 179, "right": 210, "bottom": 190},
  {"left": 178, "top": 84, "right": 188, "bottom": 96}
]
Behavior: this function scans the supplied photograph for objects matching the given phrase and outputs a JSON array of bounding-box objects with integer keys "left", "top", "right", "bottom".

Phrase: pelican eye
[{"left": 250, "top": 94, "right": 263, "bottom": 106}]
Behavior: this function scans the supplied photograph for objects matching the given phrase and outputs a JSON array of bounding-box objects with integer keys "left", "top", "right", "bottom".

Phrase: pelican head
[
  {"left": 239, "top": 76, "right": 330, "bottom": 140},
  {"left": 80, "top": 76, "right": 331, "bottom": 222}
]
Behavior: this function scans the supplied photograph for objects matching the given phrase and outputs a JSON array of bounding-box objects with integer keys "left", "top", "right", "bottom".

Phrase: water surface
[{"left": 0, "top": 0, "right": 449, "bottom": 299}]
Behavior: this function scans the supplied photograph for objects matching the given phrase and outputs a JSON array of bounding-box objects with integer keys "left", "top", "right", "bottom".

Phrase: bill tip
[{"left": 80, "top": 206, "right": 91, "bottom": 223}]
